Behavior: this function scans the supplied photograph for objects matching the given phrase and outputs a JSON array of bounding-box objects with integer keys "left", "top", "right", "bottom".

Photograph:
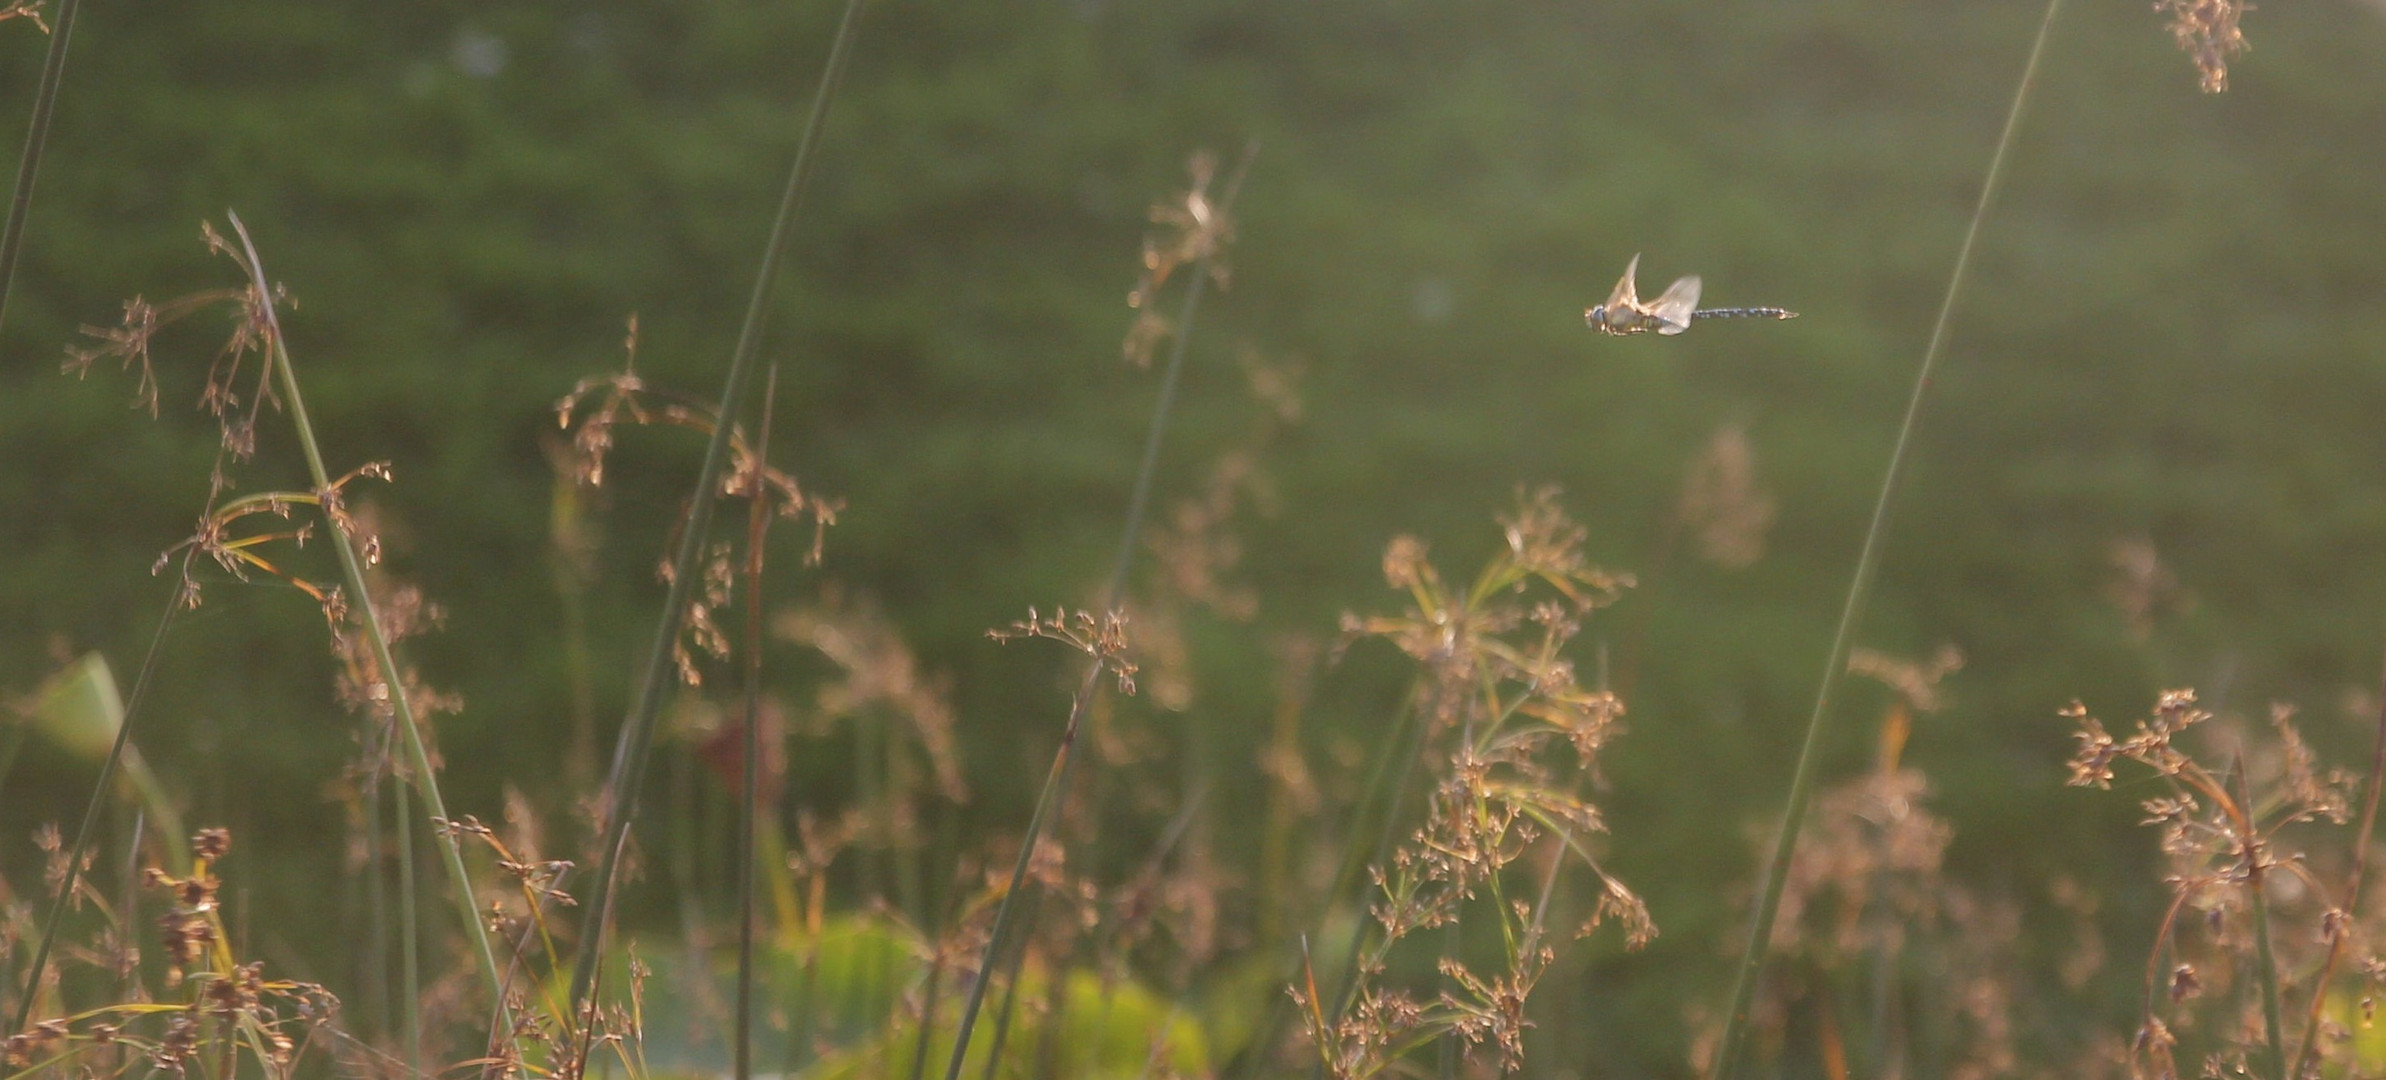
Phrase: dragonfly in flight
[{"left": 1584, "top": 254, "right": 1798, "bottom": 336}]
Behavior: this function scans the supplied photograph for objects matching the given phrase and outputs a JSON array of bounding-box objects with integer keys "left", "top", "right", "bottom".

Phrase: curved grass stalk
[
  {"left": 1707, "top": 2, "right": 2064, "bottom": 1076},
  {"left": 224, "top": 212, "right": 517, "bottom": 1038},
  {"left": 568, "top": 0, "right": 868, "bottom": 1013}
]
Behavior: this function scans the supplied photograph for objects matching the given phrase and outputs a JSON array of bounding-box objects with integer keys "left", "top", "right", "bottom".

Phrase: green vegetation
[{"left": 3, "top": 1, "right": 2386, "bottom": 1077}]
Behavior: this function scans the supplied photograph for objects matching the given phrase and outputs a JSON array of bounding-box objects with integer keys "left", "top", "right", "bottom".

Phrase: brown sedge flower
[
  {"left": 554, "top": 317, "right": 842, "bottom": 686},
  {"left": 2064, "top": 691, "right": 2355, "bottom": 1079},
  {"left": 1124, "top": 150, "right": 1241, "bottom": 368},
  {"left": 987, "top": 606, "right": 1139, "bottom": 696},
  {"left": 1305, "top": 490, "right": 1645, "bottom": 1079}
]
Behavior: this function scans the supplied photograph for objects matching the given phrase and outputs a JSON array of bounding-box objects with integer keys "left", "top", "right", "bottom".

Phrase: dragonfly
[{"left": 1584, "top": 254, "right": 1798, "bottom": 336}]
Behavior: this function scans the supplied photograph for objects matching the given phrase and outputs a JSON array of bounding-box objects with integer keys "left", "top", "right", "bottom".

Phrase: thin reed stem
[
  {"left": 361, "top": 736, "right": 392, "bottom": 1046},
  {"left": 225, "top": 212, "right": 517, "bottom": 1038},
  {"left": 2233, "top": 756, "right": 2285, "bottom": 1080},
  {"left": 569, "top": 0, "right": 867, "bottom": 1011},
  {"left": 975, "top": 890, "right": 1040, "bottom": 1080},
  {"left": 733, "top": 363, "right": 779, "bottom": 1080},
  {"left": 911, "top": 950, "right": 946, "bottom": 1080},
  {"left": 941, "top": 143, "right": 1259, "bottom": 1080},
  {"left": 1707, "top": 3, "right": 2063, "bottom": 1076},
  {"left": 947, "top": 668, "right": 1098, "bottom": 1080},
  {"left": 111, "top": 811, "right": 140, "bottom": 1007},
  {"left": 2290, "top": 635, "right": 2386, "bottom": 1079},
  {"left": 394, "top": 778, "right": 423, "bottom": 1079},
  {"left": 0, "top": 0, "right": 77, "bottom": 343},
  {"left": 6, "top": 549, "right": 188, "bottom": 1051}
]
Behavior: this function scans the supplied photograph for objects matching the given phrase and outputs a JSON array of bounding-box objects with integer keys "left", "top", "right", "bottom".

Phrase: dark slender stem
[
  {"left": 0, "top": 0, "right": 78, "bottom": 344},
  {"left": 945, "top": 668, "right": 1099, "bottom": 1080},
  {"left": 112, "top": 811, "right": 141, "bottom": 1003},
  {"left": 910, "top": 950, "right": 947, "bottom": 1080},
  {"left": 942, "top": 142, "right": 1260, "bottom": 1080},
  {"left": 7, "top": 554, "right": 185, "bottom": 1049},
  {"left": 2234, "top": 756, "right": 2285, "bottom": 1080},
  {"left": 394, "top": 777, "right": 422, "bottom": 1080},
  {"left": 733, "top": 364, "right": 778, "bottom": 1080},
  {"left": 569, "top": 0, "right": 867, "bottom": 1012},
  {"left": 1707, "top": 3, "right": 2062, "bottom": 1076},
  {"left": 362, "top": 734, "right": 392, "bottom": 1046},
  {"left": 976, "top": 931, "right": 1026, "bottom": 1080},
  {"left": 976, "top": 887, "right": 1045, "bottom": 1080}
]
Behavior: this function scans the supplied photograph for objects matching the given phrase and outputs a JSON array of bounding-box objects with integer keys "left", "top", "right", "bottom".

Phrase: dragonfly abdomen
[{"left": 1691, "top": 306, "right": 1798, "bottom": 321}]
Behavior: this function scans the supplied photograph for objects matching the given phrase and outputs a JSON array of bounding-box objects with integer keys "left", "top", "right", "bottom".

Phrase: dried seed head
[{"left": 2153, "top": 0, "right": 2250, "bottom": 93}]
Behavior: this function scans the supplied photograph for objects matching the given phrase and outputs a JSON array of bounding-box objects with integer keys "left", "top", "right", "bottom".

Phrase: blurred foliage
[{"left": 1, "top": 0, "right": 2384, "bottom": 1075}]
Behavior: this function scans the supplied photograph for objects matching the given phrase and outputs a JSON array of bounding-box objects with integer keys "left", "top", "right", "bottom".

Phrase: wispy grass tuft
[{"left": 1707, "top": 2, "right": 2064, "bottom": 1077}]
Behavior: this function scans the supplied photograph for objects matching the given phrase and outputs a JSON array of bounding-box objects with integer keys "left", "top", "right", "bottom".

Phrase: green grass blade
[
  {"left": 0, "top": 0, "right": 78, "bottom": 342},
  {"left": 1706, "top": 3, "right": 2063, "bottom": 1076},
  {"left": 224, "top": 211, "right": 517, "bottom": 1041},
  {"left": 568, "top": 0, "right": 868, "bottom": 1012}
]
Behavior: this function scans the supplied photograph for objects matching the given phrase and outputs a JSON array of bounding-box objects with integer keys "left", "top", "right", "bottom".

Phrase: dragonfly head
[{"left": 1584, "top": 304, "right": 1607, "bottom": 330}]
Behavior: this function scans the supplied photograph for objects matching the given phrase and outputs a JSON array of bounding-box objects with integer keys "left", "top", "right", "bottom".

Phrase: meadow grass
[{"left": 15, "top": 2, "right": 2379, "bottom": 1079}]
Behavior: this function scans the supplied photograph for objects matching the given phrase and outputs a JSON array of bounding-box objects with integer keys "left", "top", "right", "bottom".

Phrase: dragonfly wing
[
  {"left": 1603, "top": 253, "right": 1642, "bottom": 310},
  {"left": 1650, "top": 275, "right": 1701, "bottom": 335}
]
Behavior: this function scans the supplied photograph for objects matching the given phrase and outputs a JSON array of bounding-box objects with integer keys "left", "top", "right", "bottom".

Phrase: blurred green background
[{"left": 3, "top": 0, "right": 2386, "bottom": 1074}]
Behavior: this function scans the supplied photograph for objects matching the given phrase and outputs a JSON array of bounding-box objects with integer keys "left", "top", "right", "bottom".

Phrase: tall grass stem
[
  {"left": 2232, "top": 759, "right": 2286, "bottom": 1080},
  {"left": 940, "top": 144, "right": 1258, "bottom": 1080},
  {"left": 394, "top": 778, "right": 423, "bottom": 1078},
  {"left": 568, "top": 0, "right": 866, "bottom": 1011},
  {"left": 225, "top": 211, "right": 517, "bottom": 1038},
  {"left": 0, "top": 0, "right": 77, "bottom": 343},
  {"left": 5, "top": 551, "right": 186, "bottom": 1050},
  {"left": 1706, "top": 2, "right": 2062, "bottom": 1075},
  {"left": 945, "top": 668, "right": 1100, "bottom": 1080}
]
